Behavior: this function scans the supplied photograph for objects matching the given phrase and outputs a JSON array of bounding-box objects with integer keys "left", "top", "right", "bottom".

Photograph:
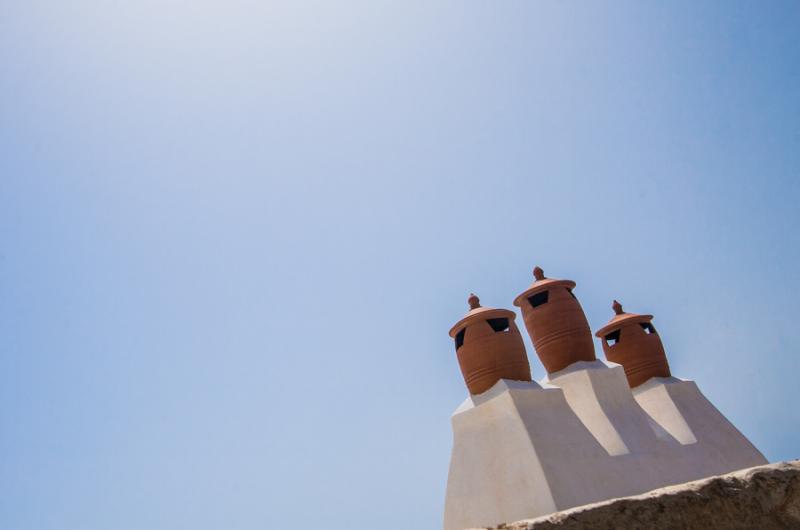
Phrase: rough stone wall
[{"left": 471, "top": 460, "right": 800, "bottom": 530}]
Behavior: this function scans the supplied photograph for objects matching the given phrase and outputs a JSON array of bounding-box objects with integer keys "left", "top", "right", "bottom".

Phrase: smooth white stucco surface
[
  {"left": 444, "top": 363, "right": 767, "bottom": 530},
  {"left": 633, "top": 376, "right": 768, "bottom": 474}
]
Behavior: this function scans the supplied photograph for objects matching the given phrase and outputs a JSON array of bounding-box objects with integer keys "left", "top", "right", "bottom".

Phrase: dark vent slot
[
  {"left": 528, "top": 290, "right": 549, "bottom": 308},
  {"left": 640, "top": 322, "right": 656, "bottom": 334},
  {"left": 566, "top": 288, "right": 576, "bottom": 299},
  {"left": 487, "top": 317, "right": 510, "bottom": 333},
  {"left": 455, "top": 329, "right": 466, "bottom": 350},
  {"left": 605, "top": 329, "right": 621, "bottom": 346}
]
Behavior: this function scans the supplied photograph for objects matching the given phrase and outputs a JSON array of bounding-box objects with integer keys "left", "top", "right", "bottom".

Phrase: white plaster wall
[
  {"left": 543, "top": 361, "right": 698, "bottom": 494},
  {"left": 444, "top": 381, "right": 558, "bottom": 530},
  {"left": 633, "top": 377, "right": 767, "bottom": 475},
  {"left": 444, "top": 376, "right": 660, "bottom": 530},
  {"left": 444, "top": 365, "right": 768, "bottom": 530},
  {"left": 544, "top": 361, "right": 660, "bottom": 455}
]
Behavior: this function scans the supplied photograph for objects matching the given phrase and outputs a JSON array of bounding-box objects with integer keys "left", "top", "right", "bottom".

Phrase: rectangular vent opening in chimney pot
[
  {"left": 605, "top": 329, "right": 621, "bottom": 346},
  {"left": 566, "top": 288, "right": 576, "bottom": 299},
  {"left": 487, "top": 318, "right": 510, "bottom": 333},
  {"left": 528, "top": 291, "right": 549, "bottom": 308},
  {"left": 640, "top": 322, "right": 656, "bottom": 334},
  {"left": 455, "top": 329, "right": 466, "bottom": 351}
]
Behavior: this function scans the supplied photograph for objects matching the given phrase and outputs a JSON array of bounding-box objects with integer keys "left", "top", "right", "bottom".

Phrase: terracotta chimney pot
[
  {"left": 513, "top": 266, "right": 596, "bottom": 374},
  {"left": 595, "top": 301, "right": 671, "bottom": 388},
  {"left": 449, "top": 294, "right": 532, "bottom": 395}
]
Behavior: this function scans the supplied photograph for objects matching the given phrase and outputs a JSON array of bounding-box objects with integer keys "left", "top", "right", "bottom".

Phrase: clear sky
[{"left": 1, "top": 2, "right": 798, "bottom": 529}]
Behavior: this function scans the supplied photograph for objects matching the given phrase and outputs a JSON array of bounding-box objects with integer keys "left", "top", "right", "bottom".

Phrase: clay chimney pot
[
  {"left": 595, "top": 302, "right": 671, "bottom": 388},
  {"left": 513, "top": 267, "right": 596, "bottom": 374},
  {"left": 449, "top": 295, "right": 532, "bottom": 395}
]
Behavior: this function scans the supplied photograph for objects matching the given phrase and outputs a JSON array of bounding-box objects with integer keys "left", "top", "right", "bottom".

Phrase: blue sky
[{"left": 1, "top": 2, "right": 798, "bottom": 529}]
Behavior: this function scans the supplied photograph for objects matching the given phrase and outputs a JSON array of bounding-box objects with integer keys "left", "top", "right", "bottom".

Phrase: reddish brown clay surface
[
  {"left": 449, "top": 294, "right": 532, "bottom": 395},
  {"left": 513, "top": 267, "right": 596, "bottom": 374},
  {"left": 595, "top": 300, "right": 671, "bottom": 388}
]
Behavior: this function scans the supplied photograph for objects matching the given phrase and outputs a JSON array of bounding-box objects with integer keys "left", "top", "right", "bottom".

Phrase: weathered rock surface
[{"left": 471, "top": 460, "right": 800, "bottom": 530}]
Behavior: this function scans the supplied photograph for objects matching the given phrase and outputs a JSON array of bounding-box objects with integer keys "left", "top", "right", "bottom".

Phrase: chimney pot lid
[
  {"left": 595, "top": 300, "right": 654, "bottom": 337},
  {"left": 513, "top": 266, "right": 576, "bottom": 307},
  {"left": 449, "top": 294, "right": 516, "bottom": 338}
]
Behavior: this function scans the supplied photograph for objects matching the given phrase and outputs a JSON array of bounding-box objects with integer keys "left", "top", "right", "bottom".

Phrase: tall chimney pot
[
  {"left": 449, "top": 294, "right": 532, "bottom": 395},
  {"left": 595, "top": 301, "right": 671, "bottom": 388},
  {"left": 513, "top": 266, "right": 596, "bottom": 374}
]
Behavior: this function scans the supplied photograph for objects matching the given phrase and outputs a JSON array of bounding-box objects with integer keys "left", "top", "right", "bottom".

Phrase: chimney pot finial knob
[
  {"left": 533, "top": 266, "right": 545, "bottom": 281},
  {"left": 613, "top": 300, "right": 624, "bottom": 315},
  {"left": 468, "top": 293, "right": 481, "bottom": 310}
]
